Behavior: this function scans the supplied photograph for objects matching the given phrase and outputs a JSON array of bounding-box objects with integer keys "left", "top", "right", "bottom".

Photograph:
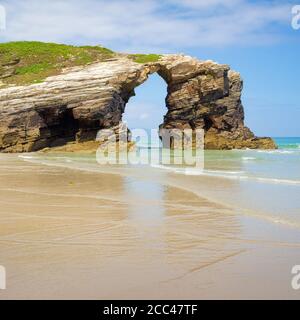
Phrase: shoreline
[
  {"left": 0, "top": 153, "right": 300, "bottom": 299},
  {"left": 18, "top": 151, "right": 300, "bottom": 231}
]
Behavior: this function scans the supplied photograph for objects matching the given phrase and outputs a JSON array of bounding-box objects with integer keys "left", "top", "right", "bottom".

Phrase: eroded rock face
[
  {"left": 157, "top": 56, "right": 275, "bottom": 149},
  {"left": 0, "top": 55, "right": 276, "bottom": 152}
]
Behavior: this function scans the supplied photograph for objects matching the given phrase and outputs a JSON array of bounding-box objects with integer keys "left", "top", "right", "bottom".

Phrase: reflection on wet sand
[
  {"left": 0, "top": 154, "right": 300, "bottom": 299},
  {"left": 161, "top": 187, "right": 243, "bottom": 276}
]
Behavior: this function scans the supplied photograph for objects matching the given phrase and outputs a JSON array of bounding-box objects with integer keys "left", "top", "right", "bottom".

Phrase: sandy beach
[{"left": 0, "top": 153, "right": 299, "bottom": 299}]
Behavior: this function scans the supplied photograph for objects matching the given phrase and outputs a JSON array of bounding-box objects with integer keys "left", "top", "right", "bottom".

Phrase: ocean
[
  {"left": 146, "top": 137, "right": 300, "bottom": 228},
  {"left": 18, "top": 137, "right": 300, "bottom": 229}
]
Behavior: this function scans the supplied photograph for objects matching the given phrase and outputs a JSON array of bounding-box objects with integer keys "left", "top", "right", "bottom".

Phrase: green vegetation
[
  {"left": 0, "top": 41, "right": 162, "bottom": 87},
  {"left": 16, "top": 62, "right": 51, "bottom": 75},
  {"left": 0, "top": 41, "right": 115, "bottom": 86},
  {"left": 129, "top": 53, "right": 162, "bottom": 64}
]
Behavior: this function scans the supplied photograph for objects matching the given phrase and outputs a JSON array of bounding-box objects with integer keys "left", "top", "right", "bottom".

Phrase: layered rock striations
[{"left": 0, "top": 54, "right": 276, "bottom": 152}]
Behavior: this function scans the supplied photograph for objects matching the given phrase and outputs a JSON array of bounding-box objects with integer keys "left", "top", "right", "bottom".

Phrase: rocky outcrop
[{"left": 0, "top": 54, "right": 276, "bottom": 152}]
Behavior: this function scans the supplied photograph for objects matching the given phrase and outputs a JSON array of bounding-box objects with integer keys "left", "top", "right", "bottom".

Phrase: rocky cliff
[{"left": 0, "top": 51, "right": 276, "bottom": 152}]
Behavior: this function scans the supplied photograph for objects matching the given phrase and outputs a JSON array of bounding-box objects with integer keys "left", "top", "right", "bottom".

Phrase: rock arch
[{"left": 0, "top": 55, "right": 275, "bottom": 152}]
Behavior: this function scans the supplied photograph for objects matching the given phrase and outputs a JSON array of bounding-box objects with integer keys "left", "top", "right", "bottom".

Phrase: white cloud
[
  {"left": 169, "top": 0, "right": 243, "bottom": 10},
  {"left": 0, "top": 0, "right": 293, "bottom": 51}
]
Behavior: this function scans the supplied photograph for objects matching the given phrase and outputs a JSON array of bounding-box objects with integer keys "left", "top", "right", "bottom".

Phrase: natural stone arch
[
  {"left": 0, "top": 55, "right": 275, "bottom": 152},
  {"left": 98, "top": 55, "right": 274, "bottom": 150}
]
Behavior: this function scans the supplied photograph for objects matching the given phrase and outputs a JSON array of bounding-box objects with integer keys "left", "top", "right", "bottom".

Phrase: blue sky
[{"left": 0, "top": 0, "right": 299, "bottom": 136}]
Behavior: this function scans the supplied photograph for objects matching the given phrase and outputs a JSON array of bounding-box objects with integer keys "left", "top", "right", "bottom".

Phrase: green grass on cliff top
[
  {"left": 129, "top": 53, "right": 162, "bottom": 63},
  {"left": 0, "top": 42, "right": 162, "bottom": 87},
  {"left": 0, "top": 41, "right": 115, "bottom": 86}
]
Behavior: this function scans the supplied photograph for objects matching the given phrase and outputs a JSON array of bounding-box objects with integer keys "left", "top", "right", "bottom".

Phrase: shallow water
[{"left": 19, "top": 137, "right": 300, "bottom": 229}]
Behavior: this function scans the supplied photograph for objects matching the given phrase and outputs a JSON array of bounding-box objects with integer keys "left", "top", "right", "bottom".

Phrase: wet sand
[{"left": 0, "top": 154, "right": 300, "bottom": 299}]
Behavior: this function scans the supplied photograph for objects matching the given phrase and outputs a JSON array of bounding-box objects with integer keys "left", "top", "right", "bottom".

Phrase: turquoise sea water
[
  {"left": 201, "top": 137, "right": 300, "bottom": 182},
  {"left": 137, "top": 137, "right": 300, "bottom": 226},
  {"left": 18, "top": 136, "right": 300, "bottom": 229},
  {"left": 275, "top": 137, "right": 300, "bottom": 150},
  {"left": 135, "top": 136, "right": 300, "bottom": 183}
]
